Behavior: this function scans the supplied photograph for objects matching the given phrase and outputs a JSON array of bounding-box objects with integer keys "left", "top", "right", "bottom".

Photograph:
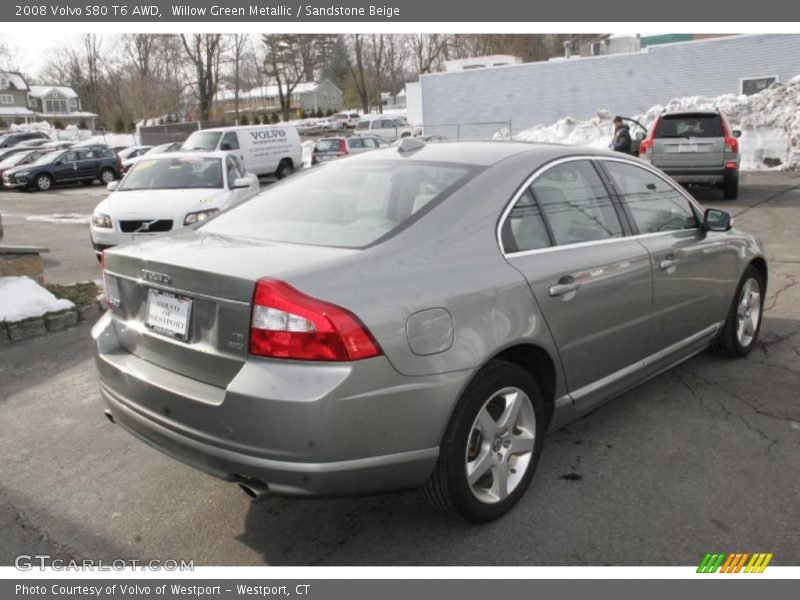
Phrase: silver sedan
[{"left": 95, "top": 140, "right": 766, "bottom": 522}]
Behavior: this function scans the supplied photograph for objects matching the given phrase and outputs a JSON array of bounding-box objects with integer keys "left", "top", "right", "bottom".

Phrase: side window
[
  {"left": 603, "top": 162, "right": 698, "bottom": 233},
  {"left": 503, "top": 187, "right": 551, "bottom": 253},
  {"left": 226, "top": 157, "right": 239, "bottom": 186},
  {"left": 532, "top": 161, "right": 623, "bottom": 245},
  {"left": 62, "top": 152, "right": 78, "bottom": 162},
  {"left": 348, "top": 138, "right": 364, "bottom": 149},
  {"left": 231, "top": 155, "right": 246, "bottom": 178},
  {"left": 79, "top": 150, "right": 96, "bottom": 160},
  {"left": 220, "top": 132, "right": 239, "bottom": 151}
]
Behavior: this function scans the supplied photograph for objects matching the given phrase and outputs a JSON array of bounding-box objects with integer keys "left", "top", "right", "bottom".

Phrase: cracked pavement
[{"left": 1, "top": 172, "right": 799, "bottom": 566}]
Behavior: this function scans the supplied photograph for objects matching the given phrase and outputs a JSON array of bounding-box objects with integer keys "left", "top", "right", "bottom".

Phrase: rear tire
[
  {"left": 35, "top": 174, "right": 53, "bottom": 191},
  {"left": 100, "top": 168, "right": 116, "bottom": 184},
  {"left": 421, "top": 360, "right": 545, "bottom": 522},
  {"left": 723, "top": 172, "right": 739, "bottom": 200},
  {"left": 275, "top": 159, "right": 293, "bottom": 179},
  {"left": 710, "top": 265, "right": 764, "bottom": 358}
]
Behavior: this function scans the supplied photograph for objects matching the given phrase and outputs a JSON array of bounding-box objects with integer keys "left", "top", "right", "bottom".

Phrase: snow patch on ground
[
  {"left": 0, "top": 276, "right": 74, "bottom": 322},
  {"left": 26, "top": 214, "right": 92, "bottom": 225},
  {"left": 513, "top": 77, "right": 800, "bottom": 171}
]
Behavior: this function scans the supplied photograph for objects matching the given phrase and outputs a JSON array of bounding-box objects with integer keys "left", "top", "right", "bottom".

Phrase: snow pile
[
  {"left": 9, "top": 122, "right": 137, "bottom": 148},
  {"left": 26, "top": 214, "right": 92, "bottom": 225},
  {"left": 513, "top": 77, "right": 800, "bottom": 170},
  {"left": 0, "top": 276, "right": 74, "bottom": 322}
]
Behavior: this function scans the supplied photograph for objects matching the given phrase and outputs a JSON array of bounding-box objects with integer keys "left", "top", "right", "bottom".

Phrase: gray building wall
[
  {"left": 0, "top": 90, "right": 30, "bottom": 109},
  {"left": 300, "top": 80, "right": 344, "bottom": 113},
  {"left": 420, "top": 34, "right": 800, "bottom": 136}
]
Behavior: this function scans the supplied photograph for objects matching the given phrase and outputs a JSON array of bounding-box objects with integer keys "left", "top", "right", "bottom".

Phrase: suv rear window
[
  {"left": 201, "top": 160, "right": 475, "bottom": 248},
  {"left": 654, "top": 113, "right": 724, "bottom": 138},
  {"left": 315, "top": 139, "right": 341, "bottom": 152}
]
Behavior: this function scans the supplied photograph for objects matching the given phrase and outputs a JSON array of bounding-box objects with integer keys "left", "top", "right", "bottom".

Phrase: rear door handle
[{"left": 549, "top": 276, "right": 581, "bottom": 297}]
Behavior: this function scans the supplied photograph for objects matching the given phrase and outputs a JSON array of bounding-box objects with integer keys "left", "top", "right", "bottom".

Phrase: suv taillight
[
  {"left": 720, "top": 112, "right": 739, "bottom": 153},
  {"left": 249, "top": 278, "right": 382, "bottom": 361},
  {"left": 338, "top": 138, "right": 348, "bottom": 156}
]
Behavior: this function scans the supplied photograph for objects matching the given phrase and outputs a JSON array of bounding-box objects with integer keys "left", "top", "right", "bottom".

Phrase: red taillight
[
  {"left": 719, "top": 112, "right": 739, "bottom": 153},
  {"left": 725, "top": 161, "right": 738, "bottom": 169},
  {"left": 338, "top": 138, "right": 348, "bottom": 156},
  {"left": 249, "top": 278, "right": 382, "bottom": 362}
]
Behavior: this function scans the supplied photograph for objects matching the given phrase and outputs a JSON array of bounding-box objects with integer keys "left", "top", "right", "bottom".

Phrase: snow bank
[
  {"left": 9, "top": 122, "right": 137, "bottom": 148},
  {"left": 26, "top": 213, "right": 92, "bottom": 225},
  {"left": 513, "top": 77, "right": 800, "bottom": 171},
  {"left": 0, "top": 276, "right": 74, "bottom": 322}
]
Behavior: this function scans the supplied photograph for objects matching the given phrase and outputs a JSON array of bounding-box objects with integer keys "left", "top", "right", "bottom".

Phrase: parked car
[
  {"left": 311, "top": 135, "right": 389, "bottom": 164},
  {"left": 182, "top": 125, "right": 302, "bottom": 179},
  {"left": 14, "top": 138, "right": 52, "bottom": 149},
  {"left": 91, "top": 152, "right": 259, "bottom": 256},
  {"left": 121, "top": 141, "right": 182, "bottom": 173},
  {"left": 323, "top": 112, "right": 361, "bottom": 130},
  {"left": 639, "top": 109, "right": 741, "bottom": 199},
  {"left": 0, "top": 131, "right": 50, "bottom": 148},
  {"left": 39, "top": 140, "right": 76, "bottom": 151},
  {"left": 117, "top": 145, "right": 153, "bottom": 160},
  {"left": 95, "top": 141, "right": 766, "bottom": 521},
  {"left": 353, "top": 115, "right": 412, "bottom": 141},
  {"left": 0, "top": 149, "right": 48, "bottom": 188},
  {"left": 0, "top": 146, "right": 41, "bottom": 163},
  {"left": 3, "top": 145, "right": 121, "bottom": 191}
]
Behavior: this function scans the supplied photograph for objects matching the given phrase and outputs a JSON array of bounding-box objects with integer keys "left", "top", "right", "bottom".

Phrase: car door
[
  {"left": 53, "top": 151, "right": 79, "bottom": 182},
  {"left": 220, "top": 130, "right": 245, "bottom": 161},
  {"left": 76, "top": 149, "right": 99, "bottom": 180},
  {"left": 347, "top": 137, "right": 366, "bottom": 155},
  {"left": 501, "top": 158, "right": 653, "bottom": 409},
  {"left": 600, "top": 159, "right": 738, "bottom": 354},
  {"left": 226, "top": 155, "right": 255, "bottom": 206}
]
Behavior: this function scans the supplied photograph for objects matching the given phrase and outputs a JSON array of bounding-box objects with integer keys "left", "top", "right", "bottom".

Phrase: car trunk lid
[{"left": 651, "top": 113, "right": 726, "bottom": 168}]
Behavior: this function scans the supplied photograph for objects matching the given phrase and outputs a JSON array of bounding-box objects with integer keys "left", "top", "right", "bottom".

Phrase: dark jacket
[{"left": 611, "top": 124, "right": 632, "bottom": 154}]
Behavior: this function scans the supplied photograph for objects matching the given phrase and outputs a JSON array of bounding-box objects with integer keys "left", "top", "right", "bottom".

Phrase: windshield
[
  {"left": 655, "top": 114, "right": 724, "bottom": 138},
  {"left": 28, "top": 151, "right": 63, "bottom": 166},
  {"left": 119, "top": 156, "right": 223, "bottom": 191},
  {"left": 201, "top": 160, "right": 474, "bottom": 248},
  {"left": 1, "top": 151, "right": 40, "bottom": 168},
  {"left": 182, "top": 131, "right": 222, "bottom": 151}
]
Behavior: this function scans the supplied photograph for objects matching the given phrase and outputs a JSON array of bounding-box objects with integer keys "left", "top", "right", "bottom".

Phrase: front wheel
[
  {"left": 35, "top": 174, "right": 53, "bottom": 191},
  {"left": 711, "top": 265, "right": 764, "bottom": 358},
  {"left": 421, "top": 360, "right": 545, "bottom": 522}
]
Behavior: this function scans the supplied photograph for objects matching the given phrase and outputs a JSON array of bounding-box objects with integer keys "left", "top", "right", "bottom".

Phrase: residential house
[
  {"left": 214, "top": 79, "right": 344, "bottom": 119},
  {"left": 0, "top": 71, "right": 97, "bottom": 128},
  {"left": 0, "top": 71, "right": 34, "bottom": 126}
]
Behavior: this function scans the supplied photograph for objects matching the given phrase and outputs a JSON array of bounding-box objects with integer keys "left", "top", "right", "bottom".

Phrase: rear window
[
  {"left": 315, "top": 139, "right": 341, "bottom": 152},
  {"left": 355, "top": 121, "right": 370, "bottom": 131},
  {"left": 655, "top": 114, "right": 724, "bottom": 138},
  {"left": 201, "top": 160, "right": 475, "bottom": 248}
]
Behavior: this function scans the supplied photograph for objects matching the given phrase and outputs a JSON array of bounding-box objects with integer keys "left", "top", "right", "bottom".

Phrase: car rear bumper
[
  {"left": 658, "top": 164, "right": 738, "bottom": 184},
  {"left": 93, "top": 313, "right": 468, "bottom": 496}
]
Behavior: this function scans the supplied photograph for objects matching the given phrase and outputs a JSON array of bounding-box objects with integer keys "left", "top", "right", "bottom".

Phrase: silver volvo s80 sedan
[{"left": 94, "top": 140, "right": 766, "bottom": 522}]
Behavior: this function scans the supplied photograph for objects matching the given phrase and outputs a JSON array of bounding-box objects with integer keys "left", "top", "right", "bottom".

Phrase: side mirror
[
  {"left": 107, "top": 181, "right": 119, "bottom": 192},
  {"left": 55, "top": 161, "right": 63, "bottom": 166},
  {"left": 703, "top": 208, "right": 733, "bottom": 232},
  {"left": 231, "top": 177, "right": 251, "bottom": 189},
  {"left": 732, "top": 130, "right": 742, "bottom": 139}
]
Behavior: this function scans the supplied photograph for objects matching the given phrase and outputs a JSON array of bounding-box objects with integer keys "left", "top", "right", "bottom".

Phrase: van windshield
[
  {"left": 183, "top": 131, "right": 222, "bottom": 151},
  {"left": 201, "top": 160, "right": 475, "bottom": 248}
]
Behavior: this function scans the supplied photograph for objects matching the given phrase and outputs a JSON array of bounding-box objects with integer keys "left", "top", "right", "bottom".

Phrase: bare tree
[
  {"left": 227, "top": 34, "right": 249, "bottom": 120},
  {"left": 181, "top": 34, "right": 224, "bottom": 121},
  {"left": 262, "top": 34, "right": 306, "bottom": 120},
  {"left": 348, "top": 34, "right": 370, "bottom": 114}
]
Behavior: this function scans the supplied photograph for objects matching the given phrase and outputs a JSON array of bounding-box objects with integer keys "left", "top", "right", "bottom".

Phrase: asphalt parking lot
[{"left": 1, "top": 172, "right": 799, "bottom": 566}]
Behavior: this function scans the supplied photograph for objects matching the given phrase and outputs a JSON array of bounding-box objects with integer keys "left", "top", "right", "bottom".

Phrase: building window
[
  {"left": 29, "top": 97, "right": 37, "bottom": 108},
  {"left": 45, "top": 98, "right": 69, "bottom": 113},
  {"left": 0, "top": 94, "right": 13, "bottom": 105},
  {"left": 741, "top": 76, "right": 777, "bottom": 96}
]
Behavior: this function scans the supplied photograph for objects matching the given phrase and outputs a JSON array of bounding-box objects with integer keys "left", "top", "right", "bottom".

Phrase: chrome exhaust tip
[{"left": 237, "top": 480, "right": 269, "bottom": 501}]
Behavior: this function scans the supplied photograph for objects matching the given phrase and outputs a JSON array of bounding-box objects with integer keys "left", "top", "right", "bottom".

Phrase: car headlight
[
  {"left": 92, "top": 213, "right": 112, "bottom": 228},
  {"left": 14, "top": 171, "right": 29, "bottom": 177},
  {"left": 183, "top": 208, "right": 220, "bottom": 226}
]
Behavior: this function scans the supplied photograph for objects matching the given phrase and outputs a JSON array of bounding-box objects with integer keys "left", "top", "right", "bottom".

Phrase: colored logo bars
[{"left": 697, "top": 552, "right": 773, "bottom": 573}]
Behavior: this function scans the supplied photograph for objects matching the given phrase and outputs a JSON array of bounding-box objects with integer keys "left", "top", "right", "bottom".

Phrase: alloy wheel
[
  {"left": 465, "top": 386, "right": 536, "bottom": 504},
  {"left": 736, "top": 277, "right": 761, "bottom": 348}
]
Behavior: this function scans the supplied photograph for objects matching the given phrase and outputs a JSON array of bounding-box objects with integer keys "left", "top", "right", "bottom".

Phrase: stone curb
[{"left": 0, "top": 300, "right": 105, "bottom": 345}]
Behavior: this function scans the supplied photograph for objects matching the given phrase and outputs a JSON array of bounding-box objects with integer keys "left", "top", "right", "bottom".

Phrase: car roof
[
  {"left": 193, "top": 125, "right": 291, "bottom": 133},
  {"left": 140, "top": 150, "right": 228, "bottom": 159},
  {"left": 661, "top": 109, "right": 721, "bottom": 117},
  {"left": 344, "top": 140, "right": 606, "bottom": 167}
]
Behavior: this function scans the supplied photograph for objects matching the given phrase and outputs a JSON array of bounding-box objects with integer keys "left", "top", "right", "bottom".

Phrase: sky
[{"left": 2, "top": 33, "right": 72, "bottom": 78}]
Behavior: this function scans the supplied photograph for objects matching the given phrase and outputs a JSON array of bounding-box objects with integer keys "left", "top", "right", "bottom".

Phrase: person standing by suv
[{"left": 609, "top": 116, "right": 632, "bottom": 154}]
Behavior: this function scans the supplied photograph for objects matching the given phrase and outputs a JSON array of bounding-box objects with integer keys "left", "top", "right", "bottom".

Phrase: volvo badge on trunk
[{"left": 141, "top": 269, "right": 171, "bottom": 285}]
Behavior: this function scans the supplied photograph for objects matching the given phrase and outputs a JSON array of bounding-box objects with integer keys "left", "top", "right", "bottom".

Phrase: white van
[{"left": 182, "top": 125, "right": 302, "bottom": 178}]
